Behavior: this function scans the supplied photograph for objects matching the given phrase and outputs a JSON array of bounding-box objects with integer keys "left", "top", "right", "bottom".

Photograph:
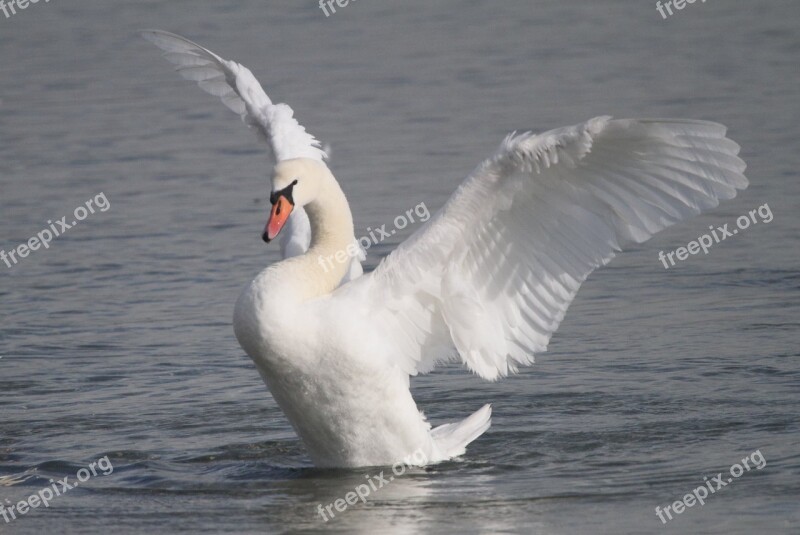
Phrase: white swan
[{"left": 142, "top": 31, "right": 748, "bottom": 468}]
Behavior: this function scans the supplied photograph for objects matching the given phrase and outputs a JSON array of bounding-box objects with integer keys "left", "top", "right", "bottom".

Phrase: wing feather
[
  {"left": 140, "top": 30, "right": 327, "bottom": 163},
  {"left": 336, "top": 117, "right": 747, "bottom": 380}
]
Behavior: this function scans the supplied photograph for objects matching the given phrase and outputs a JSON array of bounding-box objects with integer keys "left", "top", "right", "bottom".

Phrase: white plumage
[
  {"left": 143, "top": 31, "right": 748, "bottom": 468},
  {"left": 141, "top": 30, "right": 363, "bottom": 281},
  {"left": 348, "top": 116, "right": 747, "bottom": 380}
]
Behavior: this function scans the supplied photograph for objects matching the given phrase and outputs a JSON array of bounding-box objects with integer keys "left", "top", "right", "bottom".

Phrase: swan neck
[{"left": 295, "top": 173, "right": 354, "bottom": 299}]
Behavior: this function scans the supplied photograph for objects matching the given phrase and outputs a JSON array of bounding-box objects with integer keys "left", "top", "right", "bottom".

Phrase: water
[{"left": 1, "top": 1, "right": 798, "bottom": 533}]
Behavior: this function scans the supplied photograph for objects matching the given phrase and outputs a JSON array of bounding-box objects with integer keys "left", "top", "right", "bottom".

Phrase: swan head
[{"left": 263, "top": 158, "right": 325, "bottom": 242}]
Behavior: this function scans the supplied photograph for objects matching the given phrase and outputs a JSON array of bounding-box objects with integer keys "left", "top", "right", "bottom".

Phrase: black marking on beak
[{"left": 270, "top": 179, "right": 298, "bottom": 206}]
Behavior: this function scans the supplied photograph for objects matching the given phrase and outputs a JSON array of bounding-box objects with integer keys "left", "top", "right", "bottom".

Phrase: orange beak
[{"left": 263, "top": 195, "right": 293, "bottom": 243}]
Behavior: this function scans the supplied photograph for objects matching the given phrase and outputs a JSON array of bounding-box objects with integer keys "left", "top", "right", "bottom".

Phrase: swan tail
[{"left": 430, "top": 404, "right": 492, "bottom": 459}]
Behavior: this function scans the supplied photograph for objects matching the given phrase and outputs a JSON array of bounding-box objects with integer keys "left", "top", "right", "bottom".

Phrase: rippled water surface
[{"left": 1, "top": 1, "right": 798, "bottom": 533}]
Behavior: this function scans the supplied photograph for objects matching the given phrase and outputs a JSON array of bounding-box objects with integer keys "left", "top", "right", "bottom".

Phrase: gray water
[{"left": 1, "top": 1, "right": 798, "bottom": 533}]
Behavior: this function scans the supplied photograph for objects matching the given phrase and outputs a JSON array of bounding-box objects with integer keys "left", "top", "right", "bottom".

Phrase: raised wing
[
  {"left": 140, "top": 30, "right": 326, "bottom": 163},
  {"left": 340, "top": 117, "right": 747, "bottom": 380},
  {"left": 141, "top": 31, "right": 365, "bottom": 274}
]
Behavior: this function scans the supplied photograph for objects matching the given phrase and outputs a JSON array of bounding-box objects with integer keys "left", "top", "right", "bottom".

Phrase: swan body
[{"left": 143, "top": 31, "right": 748, "bottom": 468}]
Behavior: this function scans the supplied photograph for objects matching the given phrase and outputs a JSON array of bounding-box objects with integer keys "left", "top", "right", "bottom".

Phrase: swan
[{"left": 142, "top": 31, "right": 748, "bottom": 468}]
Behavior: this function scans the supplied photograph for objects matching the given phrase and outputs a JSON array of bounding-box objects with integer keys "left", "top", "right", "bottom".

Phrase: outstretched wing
[
  {"left": 337, "top": 117, "right": 747, "bottom": 380},
  {"left": 140, "top": 30, "right": 327, "bottom": 163}
]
